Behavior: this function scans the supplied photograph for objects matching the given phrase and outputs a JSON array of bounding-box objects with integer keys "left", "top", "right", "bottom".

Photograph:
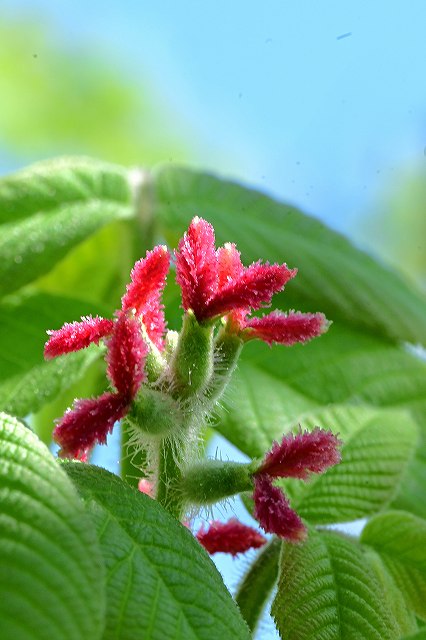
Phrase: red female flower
[
  {"left": 44, "top": 247, "right": 170, "bottom": 459},
  {"left": 53, "top": 313, "right": 147, "bottom": 460},
  {"left": 175, "top": 217, "right": 328, "bottom": 346},
  {"left": 253, "top": 429, "right": 342, "bottom": 541},
  {"left": 44, "top": 245, "right": 170, "bottom": 360},
  {"left": 196, "top": 519, "right": 267, "bottom": 556},
  {"left": 258, "top": 428, "right": 342, "bottom": 480}
]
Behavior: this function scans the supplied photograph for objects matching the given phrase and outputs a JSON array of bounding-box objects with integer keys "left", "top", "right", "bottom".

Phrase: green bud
[
  {"left": 179, "top": 460, "right": 254, "bottom": 506},
  {"left": 170, "top": 311, "right": 215, "bottom": 400},
  {"left": 144, "top": 344, "right": 166, "bottom": 383},
  {"left": 127, "top": 387, "right": 182, "bottom": 436}
]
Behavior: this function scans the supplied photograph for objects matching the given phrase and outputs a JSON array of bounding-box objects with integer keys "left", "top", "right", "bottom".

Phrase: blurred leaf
[
  {"left": 0, "top": 20, "right": 186, "bottom": 164},
  {"left": 0, "top": 292, "right": 108, "bottom": 421},
  {"left": 361, "top": 511, "right": 426, "bottom": 620},
  {"left": 0, "top": 157, "right": 133, "bottom": 296},
  {"left": 272, "top": 529, "right": 399, "bottom": 640},
  {"left": 153, "top": 166, "right": 426, "bottom": 345},
  {"left": 64, "top": 463, "right": 251, "bottom": 640},
  {"left": 358, "top": 167, "right": 426, "bottom": 287},
  {"left": 402, "top": 631, "right": 426, "bottom": 640},
  {"left": 0, "top": 413, "right": 105, "bottom": 640}
]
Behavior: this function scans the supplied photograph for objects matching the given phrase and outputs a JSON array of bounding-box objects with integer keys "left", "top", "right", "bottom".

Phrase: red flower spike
[
  {"left": 196, "top": 519, "right": 267, "bottom": 556},
  {"left": 204, "top": 262, "right": 297, "bottom": 320},
  {"left": 106, "top": 313, "right": 147, "bottom": 400},
  {"left": 53, "top": 392, "right": 129, "bottom": 460},
  {"left": 217, "top": 243, "right": 244, "bottom": 289},
  {"left": 44, "top": 316, "right": 114, "bottom": 359},
  {"left": 258, "top": 428, "right": 342, "bottom": 480},
  {"left": 141, "top": 300, "right": 167, "bottom": 350},
  {"left": 253, "top": 475, "right": 307, "bottom": 542},
  {"left": 121, "top": 245, "right": 170, "bottom": 314},
  {"left": 121, "top": 246, "right": 170, "bottom": 348},
  {"left": 175, "top": 217, "right": 218, "bottom": 319},
  {"left": 245, "top": 311, "right": 329, "bottom": 346}
]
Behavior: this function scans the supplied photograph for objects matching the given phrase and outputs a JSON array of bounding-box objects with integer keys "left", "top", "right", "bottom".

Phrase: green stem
[
  {"left": 120, "top": 420, "right": 147, "bottom": 488},
  {"left": 155, "top": 437, "right": 186, "bottom": 520},
  {"left": 235, "top": 538, "right": 282, "bottom": 633},
  {"left": 205, "top": 327, "right": 243, "bottom": 407},
  {"left": 179, "top": 460, "right": 254, "bottom": 506}
]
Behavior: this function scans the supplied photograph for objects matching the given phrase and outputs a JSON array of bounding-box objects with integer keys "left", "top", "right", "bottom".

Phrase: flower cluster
[
  {"left": 175, "top": 217, "right": 328, "bottom": 344},
  {"left": 45, "top": 217, "right": 327, "bottom": 459},
  {"left": 44, "top": 216, "right": 339, "bottom": 551}
]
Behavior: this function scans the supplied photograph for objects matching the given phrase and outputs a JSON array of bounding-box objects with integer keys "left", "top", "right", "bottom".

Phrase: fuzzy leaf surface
[
  {"left": 0, "top": 157, "right": 133, "bottom": 295},
  {"left": 291, "top": 405, "right": 418, "bottom": 523},
  {"left": 361, "top": 511, "right": 426, "bottom": 620},
  {"left": 0, "top": 413, "right": 105, "bottom": 640},
  {"left": 215, "top": 325, "right": 426, "bottom": 519},
  {"left": 272, "top": 529, "right": 399, "bottom": 640},
  {"left": 64, "top": 463, "right": 251, "bottom": 640}
]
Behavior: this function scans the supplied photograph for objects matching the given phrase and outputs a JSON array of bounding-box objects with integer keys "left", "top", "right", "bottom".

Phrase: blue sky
[{"left": 3, "top": 0, "right": 426, "bottom": 239}]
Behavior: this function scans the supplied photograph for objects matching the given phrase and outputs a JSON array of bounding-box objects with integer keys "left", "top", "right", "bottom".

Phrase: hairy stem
[
  {"left": 155, "top": 437, "right": 186, "bottom": 520},
  {"left": 120, "top": 421, "right": 147, "bottom": 488}
]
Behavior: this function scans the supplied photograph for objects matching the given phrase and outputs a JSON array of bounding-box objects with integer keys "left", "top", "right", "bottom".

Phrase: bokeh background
[{"left": 2, "top": 2, "right": 425, "bottom": 637}]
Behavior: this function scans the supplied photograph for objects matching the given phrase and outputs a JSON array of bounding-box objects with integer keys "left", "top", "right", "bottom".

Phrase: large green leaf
[
  {"left": 402, "top": 631, "right": 426, "bottom": 640},
  {"left": 361, "top": 511, "right": 426, "bottom": 620},
  {"left": 152, "top": 166, "right": 426, "bottom": 345},
  {"left": 292, "top": 406, "right": 418, "bottom": 524},
  {"left": 0, "top": 292, "right": 108, "bottom": 419},
  {"left": 64, "top": 463, "right": 251, "bottom": 640},
  {"left": 215, "top": 325, "right": 426, "bottom": 454},
  {"left": 0, "top": 157, "right": 133, "bottom": 296},
  {"left": 214, "top": 324, "right": 426, "bottom": 518},
  {"left": 272, "top": 529, "right": 399, "bottom": 640},
  {"left": 0, "top": 413, "right": 105, "bottom": 640},
  {"left": 362, "top": 547, "right": 417, "bottom": 637}
]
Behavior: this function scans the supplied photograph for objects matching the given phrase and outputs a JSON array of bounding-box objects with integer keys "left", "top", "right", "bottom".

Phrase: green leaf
[
  {"left": 0, "top": 157, "right": 133, "bottom": 296},
  {"left": 292, "top": 406, "right": 418, "bottom": 524},
  {"left": 153, "top": 166, "right": 426, "bottom": 345},
  {"left": 272, "top": 529, "right": 400, "bottom": 640},
  {"left": 64, "top": 463, "right": 251, "bottom": 640},
  {"left": 215, "top": 324, "right": 426, "bottom": 519},
  {"left": 361, "top": 511, "right": 426, "bottom": 620},
  {"left": 402, "top": 630, "right": 426, "bottom": 640},
  {"left": 0, "top": 292, "right": 108, "bottom": 419},
  {"left": 216, "top": 315, "right": 426, "bottom": 460},
  {"left": 0, "top": 413, "right": 105, "bottom": 640},
  {"left": 362, "top": 547, "right": 417, "bottom": 636},
  {"left": 235, "top": 538, "right": 281, "bottom": 633}
]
